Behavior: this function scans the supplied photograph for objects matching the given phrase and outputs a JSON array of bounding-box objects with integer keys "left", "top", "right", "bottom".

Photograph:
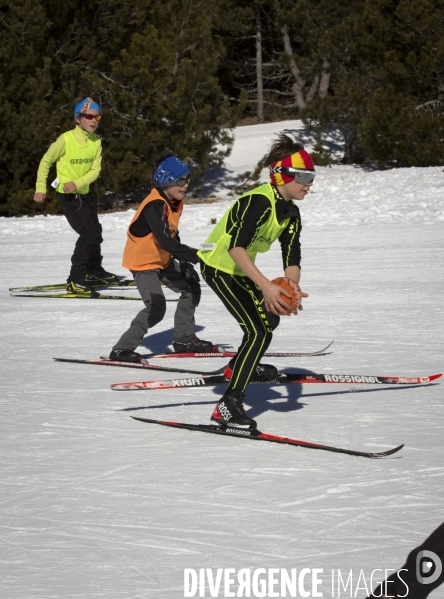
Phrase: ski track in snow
[{"left": 0, "top": 120, "right": 443, "bottom": 598}]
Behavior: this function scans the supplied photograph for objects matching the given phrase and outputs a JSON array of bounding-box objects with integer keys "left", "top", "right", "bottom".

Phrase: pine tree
[
  {"left": 0, "top": 0, "right": 242, "bottom": 216},
  {"left": 301, "top": 0, "right": 444, "bottom": 166},
  {"left": 0, "top": 0, "right": 59, "bottom": 216}
]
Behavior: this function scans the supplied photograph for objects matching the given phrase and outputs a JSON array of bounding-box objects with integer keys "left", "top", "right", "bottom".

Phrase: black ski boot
[
  {"left": 173, "top": 336, "right": 220, "bottom": 353},
  {"left": 86, "top": 269, "right": 118, "bottom": 285},
  {"left": 66, "top": 279, "right": 94, "bottom": 294},
  {"left": 223, "top": 361, "right": 279, "bottom": 382},
  {"left": 109, "top": 349, "right": 143, "bottom": 363},
  {"left": 211, "top": 390, "right": 257, "bottom": 429}
]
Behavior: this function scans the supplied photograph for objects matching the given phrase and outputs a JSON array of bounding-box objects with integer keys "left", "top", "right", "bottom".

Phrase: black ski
[
  {"left": 9, "top": 277, "right": 135, "bottom": 293},
  {"left": 131, "top": 416, "right": 404, "bottom": 459},
  {"left": 12, "top": 292, "right": 177, "bottom": 301},
  {"left": 53, "top": 357, "right": 224, "bottom": 376}
]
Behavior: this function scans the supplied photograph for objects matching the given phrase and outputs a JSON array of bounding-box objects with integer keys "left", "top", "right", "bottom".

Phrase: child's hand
[
  {"left": 291, "top": 290, "right": 309, "bottom": 315},
  {"left": 33, "top": 193, "right": 46, "bottom": 203},
  {"left": 262, "top": 280, "right": 291, "bottom": 315},
  {"left": 63, "top": 182, "right": 77, "bottom": 193}
]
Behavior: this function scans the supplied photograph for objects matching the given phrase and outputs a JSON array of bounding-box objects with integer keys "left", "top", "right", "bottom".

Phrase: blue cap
[
  {"left": 153, "top": 156, "right": 190, "bottom": 188},
  {"left": 74, "top": 97, "right": 101, "bottom": 117}
]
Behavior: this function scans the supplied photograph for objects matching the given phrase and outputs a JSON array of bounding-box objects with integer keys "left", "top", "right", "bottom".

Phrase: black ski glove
[
  {"left": 179, "top": 261, "right": 201, "bottom": 306},
  {"left": 179, "top": 261, "right": 200, "bottom": 283}
]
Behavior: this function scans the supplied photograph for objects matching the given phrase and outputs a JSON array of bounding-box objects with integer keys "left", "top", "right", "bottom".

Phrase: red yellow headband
[{"left": 269, "top": 150, "right": 315, "bottom": 185}]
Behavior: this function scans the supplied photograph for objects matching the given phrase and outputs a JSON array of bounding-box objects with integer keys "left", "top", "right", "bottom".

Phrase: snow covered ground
[{"left": 1, "top": 120, "right": 443, "bottom": 598}]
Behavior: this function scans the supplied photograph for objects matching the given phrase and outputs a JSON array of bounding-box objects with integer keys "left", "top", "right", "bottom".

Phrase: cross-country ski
[
  {"left": 53, "top": 357, "right": 224, "bottom": 376},
  {"left": 11, "top": 291, "right": 141, "bottom": 300},
  {"left": 111, "top": 372, "right": 442, "bottom": 390},
  {"left": 11, "top": 291, "right": 177, "bottom": 301},
  {"left": 140, "top": 340, "right": 334, "bottom": 359},
  {"left": 52, "top": 342, "right": 333, "bottom": 371},
  {"left": 9, "top": 277, "right": 135, "bottom": 293},
  {"left": 130, "top": 416, "right": 404, "bottom": 459}
]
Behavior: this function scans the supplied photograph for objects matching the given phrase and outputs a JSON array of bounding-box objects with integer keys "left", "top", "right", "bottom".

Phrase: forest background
[{"left": 1, "top": 0, "right": 443, "bottom": 217}]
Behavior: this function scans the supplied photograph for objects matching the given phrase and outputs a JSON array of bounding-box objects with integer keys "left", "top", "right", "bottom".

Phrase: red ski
[{"left": 111, "top": 372, "right": 442, "bottom": 391}]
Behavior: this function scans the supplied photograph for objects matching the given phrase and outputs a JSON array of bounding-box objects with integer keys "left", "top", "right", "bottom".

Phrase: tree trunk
[
  {"left": 281, "top": 25, "right": 331, "bottom": 108},
  {"left": 318, "top": 60, "right": 330, "bottom": 96},
  {"left": 342, "top": 129, "right": 366, "bottom": 164},
  {"left": 280, "top": 23, "right": 306, "bottom": 110}
]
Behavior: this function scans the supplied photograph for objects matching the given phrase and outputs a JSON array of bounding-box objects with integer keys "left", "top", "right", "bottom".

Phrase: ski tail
[{"left": 263, "top": 340, "right": 334, "bottom": 357}]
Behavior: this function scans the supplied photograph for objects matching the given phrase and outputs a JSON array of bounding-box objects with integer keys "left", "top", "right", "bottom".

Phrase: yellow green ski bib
[
  {"left": 56, "top": 131, "right": 100, "bottom": 194},
  {"left": 198, "top": 183, "right": 294, "bottom": 275}
]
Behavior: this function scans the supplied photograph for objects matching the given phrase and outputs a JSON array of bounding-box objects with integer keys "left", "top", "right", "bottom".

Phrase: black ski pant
[
  {"left": 200, "top": 262, "right": 280, "bottom": 393},
  {"left": 57, "top": 192, "right": 103, "bottom": 282},
  {"left": 112, "top": 261, "right": 198, "bottom": 352},
  {"left": 367, "top": 520, "right": 444, "bottom": 598}
]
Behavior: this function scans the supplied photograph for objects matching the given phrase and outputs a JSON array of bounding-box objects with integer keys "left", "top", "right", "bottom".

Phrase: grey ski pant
[{"left": 112, "top": 261, "right": 197, "bottom": 351}]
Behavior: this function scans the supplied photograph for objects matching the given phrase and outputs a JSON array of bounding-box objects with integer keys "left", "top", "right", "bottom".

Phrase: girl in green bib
[{"left": 198, "top": 133, "right": 314, "bottom": 429}]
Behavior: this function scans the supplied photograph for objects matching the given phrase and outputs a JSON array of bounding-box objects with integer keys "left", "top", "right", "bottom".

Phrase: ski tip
[
  {"left": 429, "top": 373, "right": 442, "bottom": 382},
  {"left": 372, "top": 443, "right": 404, "bottom": 458}
]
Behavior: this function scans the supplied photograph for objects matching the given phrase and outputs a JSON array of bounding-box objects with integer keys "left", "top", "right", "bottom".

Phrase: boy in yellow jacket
[
  {"left": 198, "top": 133, "right": 312, "bottom": 429},
  {"left": 34, "top": 96, "right": 116, "bottom": 293}
]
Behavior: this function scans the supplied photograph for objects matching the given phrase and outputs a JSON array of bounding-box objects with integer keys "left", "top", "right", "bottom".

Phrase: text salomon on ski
[{"left": 140, "top": 341, "right": 334, "bottom": 359}]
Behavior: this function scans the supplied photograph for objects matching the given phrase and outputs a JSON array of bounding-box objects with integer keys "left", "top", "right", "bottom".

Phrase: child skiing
[
  {"left": 109, "top": 155, "right": 217, "bottom": 362},
  {"left": 34, "top": 96, "right": 116, "bottom": 293},
  {"left": 198, "top": 133, "right": 313, "bottom": 429}
]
